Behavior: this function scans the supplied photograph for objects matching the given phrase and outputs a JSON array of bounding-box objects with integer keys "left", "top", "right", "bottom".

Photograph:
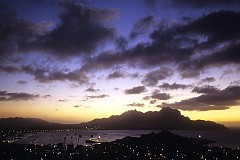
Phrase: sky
[{"left": 0, "top": 0, "right": 240, "bottom": 125}]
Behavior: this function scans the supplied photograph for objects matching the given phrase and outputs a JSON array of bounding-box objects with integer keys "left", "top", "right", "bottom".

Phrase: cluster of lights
[{"left": 1, "top": 130, "right": 240, "bottom": 159}]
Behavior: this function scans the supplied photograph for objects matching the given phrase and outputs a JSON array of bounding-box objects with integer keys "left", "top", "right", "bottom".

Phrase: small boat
[{"left": 85, "top": 137, "right": 101, "bottom": 144}]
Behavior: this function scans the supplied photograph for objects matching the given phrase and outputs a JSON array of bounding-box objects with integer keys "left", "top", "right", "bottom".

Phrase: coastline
[
  {"left": 1, "top": 130, "right": 240, "bottom": 160},
  {"left": 2, "top": 129, "right": 240, "bottom": 149}
]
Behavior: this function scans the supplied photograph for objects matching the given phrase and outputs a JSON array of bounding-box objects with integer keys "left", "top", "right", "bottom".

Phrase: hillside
[
  {"left": 0, "top": 117, "right": 83, "bottom": 130},
  {"left": 0, "top": 117, "right": 60, "bottom": 130},
  {"left": 81, "top": 107, "right": 227, "bottom": 130}
]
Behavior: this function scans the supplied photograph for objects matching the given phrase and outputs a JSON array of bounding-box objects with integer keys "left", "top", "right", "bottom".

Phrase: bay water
[{"left": 12, "top": 129, "right": 240, "bottom": 149}]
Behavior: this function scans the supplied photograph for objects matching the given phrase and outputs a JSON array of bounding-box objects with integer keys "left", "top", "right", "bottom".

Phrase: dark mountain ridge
[
  {"left": 0, "top": 107, "right": 227, "bottom": 130},
  {"left": 0, "top": 117, "right": 62, "bottom": 130},
  {"left": 81, "top": 107, "right": 227, "bottom": 130},
  {"left": 0, "top": 117, "right": 85, "bottom": 130}
]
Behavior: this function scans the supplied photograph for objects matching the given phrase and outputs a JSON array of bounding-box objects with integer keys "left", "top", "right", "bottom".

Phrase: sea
[{"left": 11, "top": 128, "right": 240, "bottom": 149}]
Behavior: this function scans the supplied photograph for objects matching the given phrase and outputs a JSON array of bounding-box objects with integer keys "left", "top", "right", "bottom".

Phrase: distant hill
[
  {"left": 0, "top": 117, "right": 60, "bottom": 130},
  {"left": 0, "top": 107, "right": 228, "bottom": 130},
  {"left": 81, "top": 107, "right": 228, "bottom": 130},
  {"left": 0, "top": 117, "right": 82, "bottom": 130}
]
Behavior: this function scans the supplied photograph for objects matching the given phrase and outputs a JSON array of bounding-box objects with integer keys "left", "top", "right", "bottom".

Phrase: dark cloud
[
  {"left": 0, "top": 65, "right": 21, "bottom": 73},
  {"left": 147, "top": 25, "right": 197, "bottom": 67},
  {"left": 0, "top": 4, "right": 51, "bottom": 62},
  {"left": 130, "top": 15, "right": 156, "bottom": 39},
  {"left": 180, "top": 70, "right": 201, "bottom": 79},
  {"left": 220, "top": 69, "right": 234, "bottom": 79},
  {"left": 143, "top": 96, "right": 150, "bottom": 100},
  {"left": 150, "top": 99, "right": 157, "bottom": 104},
  {"left": 0, "top": 65, "right": 90, "bottom": 85},
  {"left": 114, "top": 87, "right": 119, "bottom": 91},
  {"left": 130, "top": 73, "right": 140, "bottom": 79},
  {"left": 150, "top": 10, "right": 240, "bottom": 77},
  {"left": 0, "top": 1, "right": 117, "bottom": 61},
  {"left": 201, "top": 77, "right": 215, "bottom": 83},
  {"left": 80, "top": 52, "right": 140, "bottom": 78},
  {"left": 107, "top": 71, "right": 125, "bottom": 80},
  {"left": 143, "top": 0, "right": 157, "bottom": 7},
  {"left": 80, "top": 36, "right": 191, "bottom": 73},
  {"left": 155, "top": 104, "right": 162, "bottom": 108},
  {"left": 85, "top": 87, "right": 100, "bottom": 92},
  {"left": 80, "top": 34, "right": 192, "bottom": 76},
  {"left": 162, "top": 85, "right": 240, "bottom": 111},
  {"left": 177, "top": 11, "right": 240, "bottom": 73},
  {"left": 151, "top": 92, "right": 171, "bottom": 100},
  {"left": 115, "top": 36, "right": 128, "bottom": 51},
  {"left": 84, "top": 10, "right": 240, "bottom": 76},
  {"left": 0, "top": 91, "right": 39, "bottom": 101},
  {"left": 127, "top": 103, "right": 145, "bottom": 107},
  {"left": 80, "top": 51, "right": 123, "bottom": 72},
  {"left": 74, "top": 105, "right": 81, "bottom": 108},
  {"left": 181, "top": 11, "right": 240, "bottom": 46},
  {"left": 42, "top": 95, "right": 51, "bottom": 98},
  {"left": 124, "top": 86, "right": 146, "bottom": 95},
  {"left": 149, "top": 10, "right": 240, "bottom": 75},
  {"left": 142, "top": 68, "right": 174, "bottom": 86},
  {"left": 192, "top": 85, "right": 219, "bottom": 94},
  {"left": 159, "top": 82, "right": 190, "bottom": 90},
  {"left": 39, "top": 2, "right": 117, "bottom": 57},
  {"left": 170, "top": 0, "right": 240, "bottom": 7},
  {"left": 86, "top": 94, "right": 108, "bottom": 99},
  {"left": 17, "top": 80, "right": 28, "bottom": 85},
  {"left": 23, "top": 65, "right": 89, "bottom": 84},
  {"left": 74, "top": 104, "right": 90, "bottom": 108},
  {"left": 80, "top": 26, "right": 196, "bottom": 72},
  {"left": 58, "top": 99, "right": 68, "bottom": 102},
  {"left": 83, "top": 11, "right": 240, "bottom": 76},
  {"left": 182, "top": 42, "right": 240, "bottom": 73}
]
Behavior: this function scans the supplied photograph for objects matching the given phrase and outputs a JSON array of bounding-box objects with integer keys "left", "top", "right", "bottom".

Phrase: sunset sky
[{"left": 0, "top": 0, "right": 240, "bottom": 125}]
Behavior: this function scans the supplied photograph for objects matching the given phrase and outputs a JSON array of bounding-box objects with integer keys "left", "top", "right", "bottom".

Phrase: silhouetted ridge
[
  {"left": 0, "top": 117, "right": 60, "bottom": 130},
  {"left": 0, "top": 117, "right": 83, "bottom": 130},
  {"left": 81, "top": 107, "right": 227, "bottom": 130},
  {"left": 119, "top": 131, "right": 213, "bottom": 149},
  {"left": 159, "top": 107, "right": 181, "bottom": 116}
]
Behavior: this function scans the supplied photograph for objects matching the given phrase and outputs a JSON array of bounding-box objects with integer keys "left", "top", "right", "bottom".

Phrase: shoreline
[
  {"left": 1, "top": 131, "right": 240, "bottom": 160},
  {"left": 2, "top": 129, "right": 240, "bottom": 149}
]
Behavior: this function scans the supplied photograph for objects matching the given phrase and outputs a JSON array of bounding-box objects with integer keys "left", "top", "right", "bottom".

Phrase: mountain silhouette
[
  {"left": 0, "top": 117, "right": 62, "bottom": 130},
  {"left": 0, "top": 107, "right": 227, "bottom": 130},
  {"left": 81, "top": 107, "right": 227, "bottom": 130}
]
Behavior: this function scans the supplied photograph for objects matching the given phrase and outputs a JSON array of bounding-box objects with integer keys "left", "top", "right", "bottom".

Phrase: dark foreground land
[{"left": 0, "top": 131, "right": 240, "bottom": 160}]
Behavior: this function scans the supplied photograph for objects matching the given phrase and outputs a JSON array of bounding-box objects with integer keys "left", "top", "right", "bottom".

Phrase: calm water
[{"left": 12, "top": 129, "right": 240, "bottom": 149}]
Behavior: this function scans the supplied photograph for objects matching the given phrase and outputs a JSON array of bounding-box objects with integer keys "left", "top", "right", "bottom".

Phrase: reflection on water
[
  {"left": 13, "top": 130, "right": 151, "bottom": 147},
  {"left": 12, "top": 129, "right": 240, "bottom": 148}
]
